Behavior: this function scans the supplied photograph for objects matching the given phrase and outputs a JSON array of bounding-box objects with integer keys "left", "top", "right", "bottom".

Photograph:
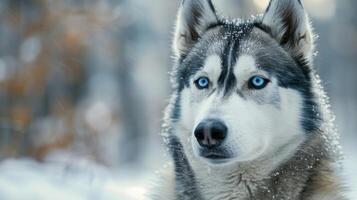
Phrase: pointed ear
[
  {"left": 173, "top": 0, "right": 218, "bottom": 58},
  {"left": 262, "top": 0, "right": 315, "bottom": 64}
]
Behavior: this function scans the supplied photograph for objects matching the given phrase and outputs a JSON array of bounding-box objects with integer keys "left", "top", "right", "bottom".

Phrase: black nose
[{"left": 194, "top": 119, "right": 227, "bottom": 148}]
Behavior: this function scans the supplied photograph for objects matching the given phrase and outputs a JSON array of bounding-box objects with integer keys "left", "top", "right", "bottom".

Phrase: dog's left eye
[
  {"left": 194, "top": 77, "right": 210, "bottom": 89},
  {"left": 248, "top": 76, "right": 269, "bottom": 90}
]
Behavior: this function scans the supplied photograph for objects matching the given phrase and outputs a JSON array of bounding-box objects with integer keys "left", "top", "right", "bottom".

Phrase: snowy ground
[
  {"left": 0, "top": 152, "right": 356, "bottom": 200},
  {"left": 0, "top": 155, "right": 155, "bottom": 200}
]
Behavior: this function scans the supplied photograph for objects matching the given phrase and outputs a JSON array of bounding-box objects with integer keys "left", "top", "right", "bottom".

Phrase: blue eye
[
  {"left": 195, "top": 77, "right": 210, "bottom": 89},
  {"left": 248, "top": 76, "right": 269, "bottom": 89}
]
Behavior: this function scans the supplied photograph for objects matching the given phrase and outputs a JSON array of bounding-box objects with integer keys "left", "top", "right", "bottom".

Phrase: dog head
[{"left": 169, "top": 0, "right": 320, "bottom": 166}]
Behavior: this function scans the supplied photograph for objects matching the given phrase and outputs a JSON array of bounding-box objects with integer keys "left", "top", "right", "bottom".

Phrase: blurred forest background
[{"left": 0, "top": 0, "right": 356, "bottom": 199}]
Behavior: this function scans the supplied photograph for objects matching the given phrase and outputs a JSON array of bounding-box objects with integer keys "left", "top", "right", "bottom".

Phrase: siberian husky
[{"left": 155, "top": 0, "right": 347, "bottom": 199}]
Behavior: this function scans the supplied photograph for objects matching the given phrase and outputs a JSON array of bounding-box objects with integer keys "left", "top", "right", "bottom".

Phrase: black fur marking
[
  {"left": 297, "top": 0, "right": 303, "bottom": 7},
  {"left": 223, "top": 72, "right": 237, "bottom": 96},
  {"left": 218, "top": 23, "right": 254, "bottom": 96},
  {"left": 266, "top": 0, "right": 273, "bottom": 13},
  {"left": 217, "top": 42, "right": 230, "bottom": 89},
  {"left": 170, "top": 91, "right": 182, "bottom": 121},
  {"left": 218, "top": 31, "right": 237, "bottom": 96},
  {"left": 245, "top": 181, "right": 253, "bottom": 200},
  {"left": 168, "top": 135, "right": 203, "bottom": 200},
  {"left": 187, "top": 5, "right": 203, "bottom": 42},
  {"left": 207, "top": 0, "right": 216, "bottom": 15},
  {"left": 280, "top": 8, "right": 299, "bottom": 47},
  {"left": 208, "top": 88, "right": 217, "bottom": 97}
]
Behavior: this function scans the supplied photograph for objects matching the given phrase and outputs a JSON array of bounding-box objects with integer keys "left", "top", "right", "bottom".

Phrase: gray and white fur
[{"left": 154, "top": 0, "right": 348, "bottom": 199}]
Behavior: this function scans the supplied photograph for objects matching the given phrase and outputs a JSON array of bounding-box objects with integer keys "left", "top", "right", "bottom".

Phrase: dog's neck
[{"left": 175, "top": 134, "right": 328, "bottom": 200}]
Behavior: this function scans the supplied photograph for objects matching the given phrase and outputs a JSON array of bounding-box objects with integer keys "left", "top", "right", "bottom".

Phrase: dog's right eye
[
  {"left": 248, "top": 75, "right": 270, "bottom": 90},
  {"left": 194, "top": 77, "right": 210, "bottom": 90}
]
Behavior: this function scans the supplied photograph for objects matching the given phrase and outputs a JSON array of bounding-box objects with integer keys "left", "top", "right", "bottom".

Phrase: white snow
[
  {"left": 0, "top": 150, "right": 355, "bottom": 200},
  {"left": 0, "top": 155, "right": 153, "bottom": 200}
]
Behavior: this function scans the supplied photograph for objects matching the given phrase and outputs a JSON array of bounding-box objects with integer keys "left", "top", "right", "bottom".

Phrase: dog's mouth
[{"left": 198, "top": 149, "right": 232, "bottom": 164}]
